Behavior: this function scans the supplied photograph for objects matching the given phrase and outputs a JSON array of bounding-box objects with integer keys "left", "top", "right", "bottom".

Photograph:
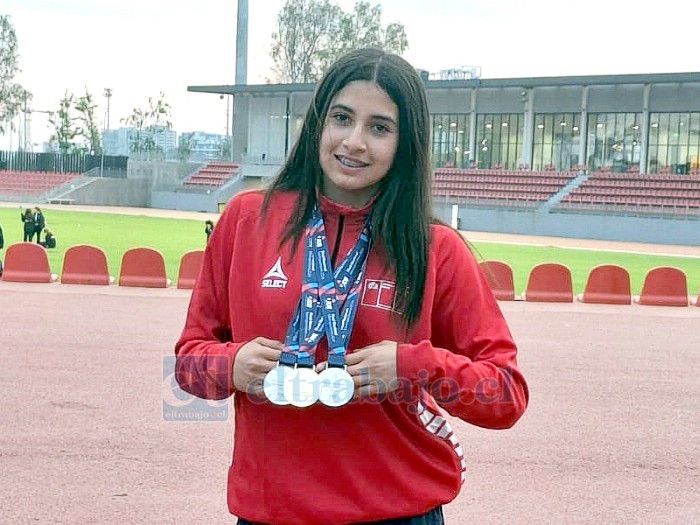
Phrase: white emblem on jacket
[{"left": 261, "top": 256, "right": 288, "bottom": 289}]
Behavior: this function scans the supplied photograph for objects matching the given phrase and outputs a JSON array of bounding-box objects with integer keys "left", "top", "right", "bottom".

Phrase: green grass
[
  {"left": 0, "top": 207, "right": 206, "bottom": 280},
  {"left": 470, "top": 242, "right": 700, "bottom": 296},
  {"left": 1, "top": 206, "right": 698, "bottom": 295}
]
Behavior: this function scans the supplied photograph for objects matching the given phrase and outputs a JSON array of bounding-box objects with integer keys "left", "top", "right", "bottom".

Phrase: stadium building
[
  {"left": 191, "top": 71, "right": 700, "bottom": 177},
  {"left": 183, "top": 71, "right": 700, "bottom": 246}
]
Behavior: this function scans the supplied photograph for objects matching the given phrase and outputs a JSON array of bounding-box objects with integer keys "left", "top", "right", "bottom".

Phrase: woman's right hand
[{"left": 232, "top": 337, "right": 284, "bottom": 394}]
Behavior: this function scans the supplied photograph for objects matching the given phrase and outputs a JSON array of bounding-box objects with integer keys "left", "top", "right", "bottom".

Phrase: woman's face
[{"left": 319, "top": 80, "right": 399, "bottom": 207}]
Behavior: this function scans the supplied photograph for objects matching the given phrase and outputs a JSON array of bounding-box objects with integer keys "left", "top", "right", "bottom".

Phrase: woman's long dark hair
[{"left": 262, "top": 48, "right": 433, "bottom": 329}]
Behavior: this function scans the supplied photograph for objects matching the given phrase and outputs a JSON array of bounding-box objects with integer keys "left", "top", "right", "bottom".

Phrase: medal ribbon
[{"left": 282, "top": 203, "right": 371, "bottom": 367}]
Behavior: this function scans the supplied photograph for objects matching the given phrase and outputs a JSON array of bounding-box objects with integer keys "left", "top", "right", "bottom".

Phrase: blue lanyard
[{"left": 282, "top": 203, "right": 371, "bottom": 368}]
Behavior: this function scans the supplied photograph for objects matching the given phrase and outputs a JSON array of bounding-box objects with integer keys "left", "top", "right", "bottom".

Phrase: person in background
[
  {"left": 175, "top": 48, "right": 528, "bottom": 525},
  {"left": 40, "top": 228, "right": 56, "bottom": 249},
  {"left": 204, "top": 219, "right": 214, "bottom": 243},
  {"left": 33, "top": 206, "right": 45, "bottom": 244},
  {"left": 21, "top": 208, "right": 34, "bottom": 242}
]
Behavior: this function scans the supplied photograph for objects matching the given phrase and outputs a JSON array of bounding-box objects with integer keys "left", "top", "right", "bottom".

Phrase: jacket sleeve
[
  {"left": 174, "top": 198, "right": 246, "bottom": 400},
  {"left": 397, "top": 228, "right": 528, "bottom": 429}
]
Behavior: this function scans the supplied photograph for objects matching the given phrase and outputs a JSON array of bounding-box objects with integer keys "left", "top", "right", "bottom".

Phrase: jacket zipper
[{"left": 330, "top": 215, "right": 344, "bottom": 267}]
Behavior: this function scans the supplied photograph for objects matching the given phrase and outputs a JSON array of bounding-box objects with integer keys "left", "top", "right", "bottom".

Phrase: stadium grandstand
[{"left": 182, "top": 70, "right": 700, "bottom": 246}]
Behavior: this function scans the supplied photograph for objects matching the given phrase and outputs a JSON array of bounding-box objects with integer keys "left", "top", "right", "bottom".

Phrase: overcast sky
[{"left": 3, "top": 0, "right": 700, "bottom": 148}]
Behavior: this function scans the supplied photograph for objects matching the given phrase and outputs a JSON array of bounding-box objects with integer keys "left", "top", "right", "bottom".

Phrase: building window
[
  {"left": 586, "top": 113, "right": 642, "bottom": 173},
  {"left": 431, "top": 114, "right": 470, "bottom": 168},
  {"left": 475, "top": 113, "right": 523, "bottom": 170},
  {"left": 532, "top": 113, "right": 581, "bottom": 171},
  {"left": 647, "top": 112, "right": 700, "bottom": 174}
]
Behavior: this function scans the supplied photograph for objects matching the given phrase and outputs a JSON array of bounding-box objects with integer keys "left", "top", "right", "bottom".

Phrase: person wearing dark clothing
[
  {"left": 205, "top": 220, "right": 214, "bottom": 243},
  {"left": 21, "top": 208, "right": 34, "bottom": 242},
  {"left": 40, "top": 229, "right": 57, "bottom": 249},
  {"left": 33, "top": 207, "right": 45, "bottom": 244}
]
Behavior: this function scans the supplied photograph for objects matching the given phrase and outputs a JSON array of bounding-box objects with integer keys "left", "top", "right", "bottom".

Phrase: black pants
[{"left": 237, "top": 506, "right": 444, "bottom": 525}]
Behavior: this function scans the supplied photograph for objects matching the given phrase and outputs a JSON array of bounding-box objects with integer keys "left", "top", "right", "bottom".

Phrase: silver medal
[
  {"left": 284, "top": 367, "right": 320, "bottom": 408},
  {"left": 263, "top": 365, "right": 294, "bottom": 406},
  {"left": 317, "top": 367, "right": 355, "bottom": 407}
]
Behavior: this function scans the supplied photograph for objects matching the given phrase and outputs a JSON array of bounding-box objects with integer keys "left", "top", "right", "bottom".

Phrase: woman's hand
[
  {"left": 318, "top": 340, "right": 399, "bottom": 399},
  {"left": 232, "top": 337, "right": 283, "bottom": 394}
]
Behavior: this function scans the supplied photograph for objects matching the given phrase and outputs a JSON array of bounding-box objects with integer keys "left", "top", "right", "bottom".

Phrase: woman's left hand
[{"left": 317, "top": 340, "right": 399, "bottom": 399}]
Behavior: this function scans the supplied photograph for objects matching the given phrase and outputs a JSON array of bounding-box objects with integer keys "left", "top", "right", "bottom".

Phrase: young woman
[
  {"left": 21, "top": 208, "right": 34, "bottom": 242},
  {"left": 33, "top": 206, "right": 45, "bottom": 244},
  {"left": 175, "top": 48, "right": 528, "bottom": 525}
]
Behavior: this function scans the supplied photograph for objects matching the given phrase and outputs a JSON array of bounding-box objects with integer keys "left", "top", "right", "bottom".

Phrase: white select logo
[{"left": 261, "top": 256, "right": 288, "bottom": 289}]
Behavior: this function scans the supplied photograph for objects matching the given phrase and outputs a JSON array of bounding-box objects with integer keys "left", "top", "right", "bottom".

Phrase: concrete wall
[
  {"left": 239, "top": 163, "right": 280, "bottom": 178},
  {"left": 49, "top": 160, "right": 203, "bottom": 208},
  {"left": 52, "top": 177, "right": 151, "bottom": 207},
  {"left": 433, "top": 202, "right": 700, "bottom": 246},
  {"left": 128, "top": 160, "right": 201, "bottom": 189},
  {"left": 151, "top": 189, "right": 221, "bottom": 212},
  {"left": 151, "top": 176, "right": 268, "bottom": 212}
]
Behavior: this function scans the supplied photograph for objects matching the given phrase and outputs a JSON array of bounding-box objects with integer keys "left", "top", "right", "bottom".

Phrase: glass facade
[
  {"left": 428, "top": 109, "right": 700, "bottom": 174},
  {"left": 431, "top": 114, "right": 470, "bottom": 168},
  {"left": 532, "top": 113, "right": 581, "bottom": 171},
  {"left": 647, "top": 112, "right": 700, "bottom": 174},
  {"left": 585, "top": 113, "right": 642, "bottom": 173},
  {"left": 474, "top": 113, "right": 523, "bottom": 170}
]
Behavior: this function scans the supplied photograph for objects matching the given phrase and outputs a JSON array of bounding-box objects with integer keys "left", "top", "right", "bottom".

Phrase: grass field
[
  {"left": 1, "top": 207, "right": 206, "bottom": 281},
  {"left": 1, "top": 206, "right": 699, "bottom": 296}
]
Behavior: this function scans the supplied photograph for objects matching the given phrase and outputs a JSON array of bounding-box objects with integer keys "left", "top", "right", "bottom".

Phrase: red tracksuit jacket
[{"left": 175, "top": 190, "right": 528, "bottom": 525}]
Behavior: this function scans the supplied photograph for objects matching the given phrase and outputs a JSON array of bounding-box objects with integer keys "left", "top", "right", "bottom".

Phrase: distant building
[
  {"left": 103, "top": 127, "right": 177, "bottom": 157},
  {"left": 153, "top": 127, "right": 177, "bottom": 153},
  {"left": 179, "top": 131, "right": 231, "bottom": 162},
  {"left": 103, "top": 128, "right": 133, "bottom": 156}
]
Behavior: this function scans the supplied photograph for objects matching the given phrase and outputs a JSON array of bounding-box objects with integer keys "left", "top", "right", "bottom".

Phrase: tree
[
  {"left": 48, "top": 91, "right": 81, "bottom": 154},
  {"left": 270, "top": 0, "right": 408, "bottom": 83},
  {"left": 271, "top": 0, "right": 340, "bottom": 83},
  {"left": 122, "top": 92, "right": 172, "bottom": 158},
  {"left": 0, "top": 15, "right": 32, "bottom": 135},
  {"left": 324, "top": 2, "right": 408, "bottom": 71},
  {"left": 74, "top": 88, "right": 102, "bottom": 155}
]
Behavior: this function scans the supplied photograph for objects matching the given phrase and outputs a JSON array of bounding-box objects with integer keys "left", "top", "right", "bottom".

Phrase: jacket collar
[{"left": 317, "top": 193, "right": 374, "bottom": 226}]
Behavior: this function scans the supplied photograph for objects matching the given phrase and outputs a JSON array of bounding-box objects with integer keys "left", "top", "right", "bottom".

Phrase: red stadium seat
[
  {"left": 1, "top": 242, "right": 52, "bottom": 283},
  {"left": 177, "top": 250, "right": 205, "bottom": 289},
  {"left": 638, "top": 267, "right": 688, "bottom": 306},
  {"left": 61, "top": 245, "right": 110, "bottom": 285},
  {"left": 478, "top": 260, "right": 516, "bottom": 301},
  {"left": 524, "top": 263, "right": 573, "bottom": 302},
  {"left": 118, "top": 247, "right": 168, "bottom": 288},
  {"left": 581, "top": 264, "right": 632, "bottom": 305}
]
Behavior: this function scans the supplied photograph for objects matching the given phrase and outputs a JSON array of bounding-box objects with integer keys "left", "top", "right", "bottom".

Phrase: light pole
[
  {"left": 220, "top": 93, "right": 232, "bottom": 161},
  {"left": 100, "top": 88, "right": 112, "bottom": 177},
  {"left": 104, "top": 88, "right": 112, "bottom": 131},
  {"left": 19, "top": 93, "right": 29, "bottom": 151}
]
